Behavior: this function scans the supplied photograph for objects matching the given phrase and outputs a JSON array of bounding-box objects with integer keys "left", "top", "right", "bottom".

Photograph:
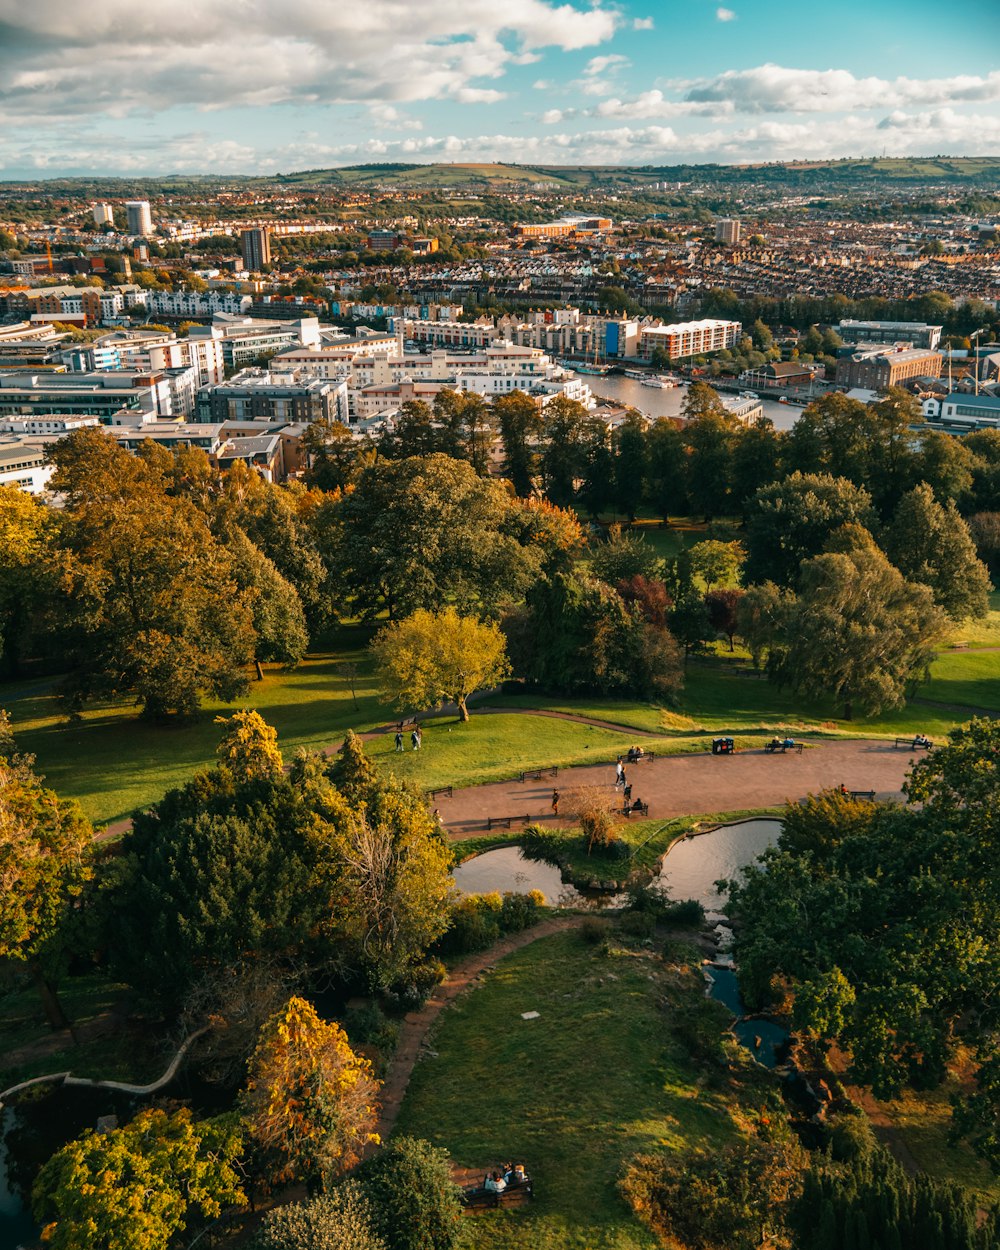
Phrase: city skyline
[{"left": 1, "top": 0, "right": 999, "bottom": 178}]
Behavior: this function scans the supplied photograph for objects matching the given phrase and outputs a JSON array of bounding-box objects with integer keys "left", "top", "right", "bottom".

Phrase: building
[
  {"left": 145, "top": 291, "right": 252, "bottom": 319},
  {"left": 93, "top": 203, "right": 114, "bottom": 227},
  {"left": 240, "top": 228, "right": 271, "bottom": 272},
  {"left": 0, "top": 370, "right": 188, "bottom": 421},
  {"left": 740, "top": 361, "right": 820, "bottom": 390},
  {"left": 638, "top": 319, "right": 742, "bottom": 361},
  {"left": 512, "top": 215, "right": 613, "bottom": 240},
  {"left": 837, "top": 320, "right": 943, "bottom": 351},
  {"left": 715, "top": 218, "right": 741, "bottom": 245},
  {"left": 210, "top": 314, "right": 322, "bottom": 371},
  {"left": 720, "top": 394, "right": 764, "bottom": 424},
  {"left": 196, "top": 368, "right": 348, "bottom": 426},
  {"left": 366, "top": 230, "right": 403, "bottom": 252},
  {"left": 125, "top": 200, "right": 153, "bottom": 237},
  {"left": 0, "top": 441, "right": 53, "bottom": 494},
  {"left": 835, "top": 345, "right": 943, "bottom": 391}
]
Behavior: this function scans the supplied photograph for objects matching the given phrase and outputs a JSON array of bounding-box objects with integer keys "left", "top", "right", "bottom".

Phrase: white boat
[{"left": 641, "top": 377, "right": 667, "bottom": 388}]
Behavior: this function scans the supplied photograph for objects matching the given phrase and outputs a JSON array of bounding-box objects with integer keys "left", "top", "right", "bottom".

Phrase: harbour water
[{"left": 571, "top": 372, "right": 802, "bottom": 431}]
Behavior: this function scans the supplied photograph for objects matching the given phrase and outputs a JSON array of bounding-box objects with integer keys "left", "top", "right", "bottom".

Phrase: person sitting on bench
[
  {"left": 914, "top": 733, "right": 931, "bottom": 748},
  {"left": 768, "top": 736, "right": 782, "bottom": 750},
  {"left": 630, "top": 796, "right": 644, "bottom": 813},
  {"left": 485, "top": 1171, "right": 506, "bottom": 1194},
  {"left": 626, "top": 745, "right": 644, "bottom": 762},
  {"left": 783, "top": 737, "right": 795, "bottom": 750}
]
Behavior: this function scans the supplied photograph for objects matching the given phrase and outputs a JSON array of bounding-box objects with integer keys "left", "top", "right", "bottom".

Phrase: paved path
[
  {"left": 438, "top": 738, "right": 919, "bottom": 838},
  {"left": 373, "top": 915, "right": 592, "bottom": 1144}
]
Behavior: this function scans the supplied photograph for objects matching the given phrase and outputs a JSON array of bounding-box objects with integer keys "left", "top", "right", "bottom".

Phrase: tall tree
[
  {"left": 539, "top": 395, "right": 590, "bottom": 508},
  {"left": 768, "top": 543, "right": 947, "bottom": 718},
  {"left": 612, "top": 411, "right": 648, "bottom": 521},
  {"left": 303, "top": 418, "right": 375, "bottom": 492},
  {"left": 883, "top": 482, "right": 991, "bottom": 621},
  {"left": 0, "top": 485, "right": 54, "bottom": 678},
  {"left": 0, "top": 741, "right": 93, "bottom": 1029},
  {"left": 227, "top": 529, "right": 309, "bottom": 674},
  {"left": 744, "top": 472, "right": 876, "bottom": 587},
  {"left": 684, "top": 409, "right": 740, "bottom": 520},
  {"left": 494, "top": 391, "right": 543, "bottom": 496},
  {"left": 33, "top": 1108, "right": 245, "bottom": 1250},
  {"left": 372, "top": 606, "right": 510, "bottom": 722},
  {"left": 242, "top": 996, "right": 380, "bottom": 1185},
  {"left": 644, "top": 418, "right": 687, "bottom": 522}
]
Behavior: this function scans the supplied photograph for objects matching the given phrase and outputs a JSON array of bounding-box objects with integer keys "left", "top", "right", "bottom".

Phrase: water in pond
[
  {"left": 452, "top": 846, "right": 588, "bottom": 907},
  {"left": 656, "top": 819, "right": 782, "bottom": 910},
  {"left": 704, "top": 966, "right": 789, "bottom": 1068},
  {"left": 0, "top": 1108, "right": 39, "bottom": 1249}
]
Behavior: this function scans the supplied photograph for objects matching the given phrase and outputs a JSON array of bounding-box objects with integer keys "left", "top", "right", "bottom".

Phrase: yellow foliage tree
[
  {"left": 241, "top": 996, "right": 381, "bottom": 1185},
  {"left": 371, "top": 606, "right": 510, "bottom": 722},
  {"left": 215, "top": 709, "right": 284, "bottom": 782}
]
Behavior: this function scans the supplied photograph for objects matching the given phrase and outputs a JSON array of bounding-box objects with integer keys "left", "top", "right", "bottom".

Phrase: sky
[{"left": 1, "top": 0, "right": 999, "bottom": 179}]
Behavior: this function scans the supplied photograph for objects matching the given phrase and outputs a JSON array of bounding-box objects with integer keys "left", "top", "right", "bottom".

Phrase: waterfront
[{"left": 572, "top": 372, "right": 802, "bottom": 430}]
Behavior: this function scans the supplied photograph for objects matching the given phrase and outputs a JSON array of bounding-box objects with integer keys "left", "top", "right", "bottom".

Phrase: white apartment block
[
  {"left": 145, "top": 291, "right": 253, "bottom": 318},
  {"left": 0, "top": 442, "right": 54, "bottom": 494},
  {"left": 638, "top": 319, "right": 742, "bottom": 361}
]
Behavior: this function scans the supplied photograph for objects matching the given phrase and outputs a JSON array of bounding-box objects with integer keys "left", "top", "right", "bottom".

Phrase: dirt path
[
  {"left": 373, "top": 915, "right": 593, "bottom": 1144},
  {"left": 439, "top": 737, "right": 919, "bottom": 838}
]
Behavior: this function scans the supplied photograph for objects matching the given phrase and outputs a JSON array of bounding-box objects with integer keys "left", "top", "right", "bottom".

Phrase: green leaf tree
[
  {"left": 372, "top": 606, "right": 510, "bottom": 722},
  {"left": 254, "top": 1184, "right": 386, "bottom": 1250},
  {"left": 354, "top": 1137, "right": 463, "bottom": 1250},
  {"left": 33, "top": 1108, "right": 245, "bottom": 1250}
]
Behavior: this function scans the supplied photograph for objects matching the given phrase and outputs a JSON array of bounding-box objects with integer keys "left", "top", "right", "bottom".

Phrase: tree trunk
[
  {"left": 30, "top": 959, "right": 72, "bottom": 1033},
  {"left": 457, "top": 695, "right": 470, "bottom": 722},
  {"left": 254, "top": 659, "right": 264, "bottom": 681},
  {"left": 843, "top": 701, "right": 853, "bottom": 721}
]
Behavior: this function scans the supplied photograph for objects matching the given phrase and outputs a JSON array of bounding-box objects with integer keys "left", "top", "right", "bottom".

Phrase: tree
[
  {"left": 33, "top": 1108, "right": 245, "bottom": 1250},
  {"left": 883, "top": 483, "right": 991, "bottom": 621},
  {"left": 0, "top": 484, "right": 55, "bottom": 678},
  {"left": 303, "top": 418, "right": 374, "bottom": 492},
  {"left": 228, "top": 529, "right": 309, "bottom": 674},
  {"left": 590, "top": 525, "right": 660, "bottom": 585},
  {"left": 966, "top": 511, "right": 1000, "bottom": 574},
  {"left": 48, "top": 430, "right": 256, "bottom": 718},
  {"left": 0, "top": 744, "right": 93, "bottom": 1030},
  {"left": 645, "top": 418, "right": 687, "bottom": 521},
  {"left": 539, "top": 395, "right": 590, "bottom": 507},
  {"left": 215, "top": 709, "right": 284, "bottom": 783},
  {"left": 768, "top": 543, "right": 947, "bottom": 718},
  {"left": 617, "top": 574, "right": 672, "bottom": 629},
  {"left": 689, "top": 539, "right": 744, "bottom": 589},
  {"left": 705, "top": 588, "right": 744, "bottom": 651},
  {"left": 684, "top": 409, "right": 740, "bottom": 520},
  {"left": 353, "top": 1137, "right": 463, "bottom": 1250},
  {"left": 372, "top": 607, "right": 510, "bottom": 722},
  {"left": 729, "top": 418, "right": 782, "bottom": 517},
  {"left": 321, "top": 455, "right": 540, "bottom": 620},
  {"left": 495, "top": 391, "right": 543, "bottom": 496},
  {"left": 669, "top": 590, "right": 713, "bottom": 660},
  {"left": 255, "top": 1185, "right": 386, "bottom": 1250},
  {"left": 242, "top": 996, "right": 381, "bottom": 1185},
  {"left": 612, "top": 412, "right": 648, "bottom": 521},
  {"left": 744, "top": 472, "right": 876, "bottom": 587}
]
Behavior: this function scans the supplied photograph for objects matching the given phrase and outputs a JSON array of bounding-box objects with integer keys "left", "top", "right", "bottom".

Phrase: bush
[
  {"left": 671, "top": 998, "right": 730, "bottom": 1069},
  {"left": 435, "top": 891, "right": 543, "bottom": 956},
  {"left": 353, "top": 1137, "right": 463, "bottom": 1250},
  {"left": 343, "top": 1002, "right": 400, "bottom": 1058},
  {"left": 827, "top": 1111, "right": 877, "bottom": 1164},
  {"left": 256, "top": 1184, "right": 385, "bottom": 1250},
  {"left": 579, "top": 917, "right": 607, "bottom": 944},
  {"left": 660, "top": 898, "right": 705, "bottom": 928},
  {"left": 617, "top": 910, "right": 656, "bottom": 939}
]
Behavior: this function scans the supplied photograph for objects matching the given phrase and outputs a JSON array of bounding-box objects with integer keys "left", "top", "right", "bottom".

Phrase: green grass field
[{"left": 397, "top": 930, "right": 770, "bottom": 1250}]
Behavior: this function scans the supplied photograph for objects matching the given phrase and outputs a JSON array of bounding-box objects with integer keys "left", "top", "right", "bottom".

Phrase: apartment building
[
  {"left": 715, "top": 218, "right": 741, "bottom": 245},
  {"left": 0, "top": 369, "right": 193, "bottom": 421},
  {"left": 0, "top": 442, "right": 53, "bottom": 494},
  {"left": 196, "top": 369, "right": 348, "bottom": 425},
  {"left": 210, "top": 315, "right": 322, "bottom": 370},
  {"left": 125, "top": 201, "right": 153, "bottom": 237},
  {"left": 240, "top": 228, "right": 271, "bottom": 272},
  {"left": 145, "top": 291, "right": 252, "bottom": 318},
  {"left": 638, "top": 319, "right": 742, "bottom": 360}
]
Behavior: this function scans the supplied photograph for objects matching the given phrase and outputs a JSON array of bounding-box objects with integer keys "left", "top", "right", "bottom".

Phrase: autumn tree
[
  {"left": 241, "top": 996, "right": 381, "bottom": 1185},
  {"left": 0, "top": 740, "right": 93, "bottom": 1029},
  {"left": 227, "top": 529, "right": 309, "bottom": 675},
  {"left": 705, "top": 588, "right": 743, "bottom": 651},
  {"left": 215, "top": 709, "right": 284, "bottom": 783},
  {"left": 0, "top": 484, "right": 54, "bottom": 677},
  {"left": 33, "top": 1108, "right": 245, "bottom": 1250},
  {"left": 372, "top": 607, "right": 511, "bottom": 722}
]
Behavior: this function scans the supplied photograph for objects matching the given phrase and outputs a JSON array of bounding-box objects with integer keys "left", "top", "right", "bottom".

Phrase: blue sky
[{"left": 0, "top": 0, "right": 999, "bottom": 178}]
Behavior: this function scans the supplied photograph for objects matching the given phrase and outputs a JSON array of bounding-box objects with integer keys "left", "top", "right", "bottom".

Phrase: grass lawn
[
  {"left": 396, "top": 930, "right": 769, "bottom": 1250},
  {"left": 919, "top": 649, "right": 1000, "bottom": 712},
  {"left": 2, "top": 628, "right": 390, "bottom": 824}
]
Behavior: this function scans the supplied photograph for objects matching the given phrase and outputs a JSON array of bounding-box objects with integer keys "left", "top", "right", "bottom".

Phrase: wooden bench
[
  {"left": 849, "top": 790, "right": 876, "bottom": 801},
  {"left": 894, "top": 737, "right": 930, "bottom": 750},
  {"left": 462, "top": 1178, "right": 534, "bottom": 1212},
  {"left": 622, "top": 801, "right": 649, "bottom": 819},
  {"left": 763, "top": 741, "right": 804, "bottom": 755},
  {"left": 519, "top": 766, "right": 558, "bottom": 783},
  {"left": 486, "top": 814, "right": 531, "bottom": 831},
  {"left": 429, "top": 785, "right": 453, "bottom": 800},
  {"left": 626, "top": 749, "right": 656, "bottom": 763}
]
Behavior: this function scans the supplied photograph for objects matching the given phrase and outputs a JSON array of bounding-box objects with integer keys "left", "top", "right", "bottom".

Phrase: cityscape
[{"left": 1, "top": 3, "right": 1000, "bottom": 1250}]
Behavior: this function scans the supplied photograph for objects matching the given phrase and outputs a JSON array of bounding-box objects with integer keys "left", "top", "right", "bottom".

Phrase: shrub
[
  {"left": 671, "top": 998, "right": 730, "bottom": 1069},
  {"left": 660, "top": 898, "right": 705, "bottom": 928},
  {"left": 617, "top": 910, "right": 656, "bottom": 939},
  {"left": 353, "top": 1137, "right": 463, "bottom": 1250},
  {"left": 435, "top": 890, "right": 542, "bottom": 956},
  {"left": 255, "top": 1183, "right": 385, "bottom": 1250},
  {"left": 827, "top": 1111, "right": 877, "bottom": 1164},
  {"left": 579, "top": 917, "right": 607, "bottom": 944},
  {"left": 343, "top": 1002, "right": 400, "bottom": 1058}
]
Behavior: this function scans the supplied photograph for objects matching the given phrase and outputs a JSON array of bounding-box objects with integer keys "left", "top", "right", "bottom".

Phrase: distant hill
[{"left": 277, "top": 157, "right": 1000, "bottom": 189}]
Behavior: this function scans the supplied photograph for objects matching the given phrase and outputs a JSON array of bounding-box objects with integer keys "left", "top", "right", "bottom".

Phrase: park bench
[
  {"left": 486, "top": 814, "right": 531, "bottom": 831},
  {"left": 429, "top": 785, "right": 453, "bottom": 800},
  {"left": 894, "top": 737, "right": 931, "bottom": 750},
  {"left": 763, "top": 741, "right": 804, "bottom": 755},
  {"left": 850, "top": 790, "right": 876, "bottom": 801},
  {"left": 622, "top": 801, "right": 649, "bottom": 819},
  {"left": 626, "top": 749, "right": 656, "bottom": 763},
  {"left": 461, "top": 1175, "right": 534, "bottom": 1212},
  {"left": 519, "top": 765, "right": 558, "bottom": 783}
]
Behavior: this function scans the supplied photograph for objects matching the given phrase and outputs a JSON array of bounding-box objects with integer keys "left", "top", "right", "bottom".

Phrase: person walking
[
  {"left": 615, "top": 758, "right": 624, "bottom": 786},
  {"left": 618, "top": 766, "right": 627, "bottom": 790},
  {"left": 551, "top": 789, "right": 559, "bottom": 817},
  {"left": 394, "top": 730, "right": 403, "bottom": 752},
  {"left": 411, "top": 726, "right": 421, "bottom": 750}
]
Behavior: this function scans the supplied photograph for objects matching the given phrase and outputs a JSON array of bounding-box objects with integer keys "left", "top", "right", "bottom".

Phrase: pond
[
  {"left": 1, "top": 1107, "right": 41, "bottom": 1248},
  {"left": 452, "top": 819, "right": 783, "bottom": 912},
  {"left": 704, "top": 966, "right": 789, "bottom": 1069},
  {"left": 654, "top": 818, "right": 782, "bottom": 911}
]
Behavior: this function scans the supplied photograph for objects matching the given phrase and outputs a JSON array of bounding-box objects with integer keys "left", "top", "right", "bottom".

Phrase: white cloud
[
  {"left": 0, "top": 0, "right": 619, "bottom": 123},
  {"left": 368, "top": 104, "right": 423, "bottom": 131},
  {"left": 682, "top": 64, "right": 1000, "bottom": 114},
  {"left": 541, "top": 108, "right": 565, "bottom": 123},
  {"left": 633, "top": 16, "right": 654, "bottom": 29},
  {"left": 584, "top": 54, "right": 630, "bottom": 76},
  {"left": 716, "top": 7, "right": 737, "bottom": 20}
]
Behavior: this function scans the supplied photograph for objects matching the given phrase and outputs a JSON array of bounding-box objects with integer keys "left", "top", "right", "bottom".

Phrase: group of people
[
  {"left": 768, "top": 736, "right": 797, "bottom": 751},
  {"left": 394, "top": 723, "right": 422, "bottom": 751},
  {"left": 483, "top": 1163, "right": 528, "bottom": 1194}
]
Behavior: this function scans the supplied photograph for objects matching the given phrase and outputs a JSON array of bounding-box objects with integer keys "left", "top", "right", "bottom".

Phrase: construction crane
[{"left": 46, "top": 240, "right": 53, "bottom": 273}]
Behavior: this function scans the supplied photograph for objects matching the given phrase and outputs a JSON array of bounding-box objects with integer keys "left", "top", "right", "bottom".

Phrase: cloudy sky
[{"left": 1, "top": 0, "right": 999, "bottom": 177}]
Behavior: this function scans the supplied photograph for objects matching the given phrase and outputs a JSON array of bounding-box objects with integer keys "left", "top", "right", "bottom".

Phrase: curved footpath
[{"left": 438, "top": 737, "right": 919, "bottom": 838}]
